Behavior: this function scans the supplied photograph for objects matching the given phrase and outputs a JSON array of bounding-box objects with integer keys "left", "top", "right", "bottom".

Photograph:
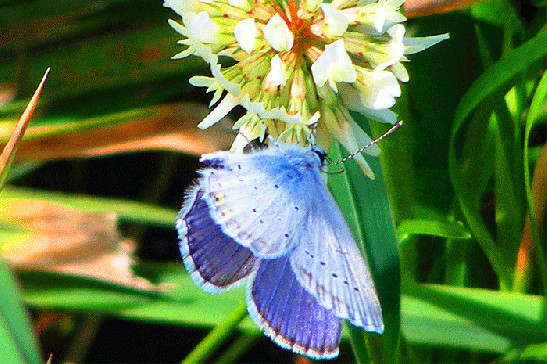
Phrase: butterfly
[{"left": 176, "top": 144, "right": 384, "bottom": 358}]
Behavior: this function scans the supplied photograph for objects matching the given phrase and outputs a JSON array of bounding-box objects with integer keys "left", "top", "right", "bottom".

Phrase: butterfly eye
[{"left": 312, "top": 148, "right": 327, "bottom": 165}]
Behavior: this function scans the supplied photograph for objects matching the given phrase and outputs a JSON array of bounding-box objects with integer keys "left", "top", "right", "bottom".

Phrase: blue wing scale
[
  {"left": 177, "top": 187, "right": 259, "bottom": 292},
  {"left": 247, "top": 255, "right": 341, "bottom": 359}
]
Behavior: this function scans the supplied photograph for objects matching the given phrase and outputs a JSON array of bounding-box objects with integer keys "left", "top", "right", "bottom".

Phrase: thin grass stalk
[{"left": 181, "top": 299, "right": 248, "bottom": 364}]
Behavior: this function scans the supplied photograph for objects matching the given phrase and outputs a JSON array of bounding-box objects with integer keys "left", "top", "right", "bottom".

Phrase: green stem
[
  {"left": 517, "top": 69, "right": 547, "bottom": 294},
  {"left": 182, "top": 299, "right": 248, "bottom": 364},
  {"left": 214, "top": 333, "right": 260, "bottom": 364}
]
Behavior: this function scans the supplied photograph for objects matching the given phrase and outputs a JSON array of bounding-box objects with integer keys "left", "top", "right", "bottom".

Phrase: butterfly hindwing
[
  {"left": 248, "top": 255, "right": 342, "bottom": 359},
  {"left": 177, "top": 187, "right": 259, "bottom": 292}
]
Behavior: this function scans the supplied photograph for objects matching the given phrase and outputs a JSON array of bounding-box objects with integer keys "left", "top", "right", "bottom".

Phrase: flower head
[{"left": 166, "top": 0, "right": 448, "bottom": 177}]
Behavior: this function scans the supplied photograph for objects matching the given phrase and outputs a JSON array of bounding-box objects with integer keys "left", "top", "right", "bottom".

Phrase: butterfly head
[{"left": 311, "top": 147, "right": 327, "bottom": 166}]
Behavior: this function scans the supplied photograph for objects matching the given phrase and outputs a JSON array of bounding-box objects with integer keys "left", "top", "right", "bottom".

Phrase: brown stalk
[{"left": 0, "top": 68, "right": 50, "bottom": 189}]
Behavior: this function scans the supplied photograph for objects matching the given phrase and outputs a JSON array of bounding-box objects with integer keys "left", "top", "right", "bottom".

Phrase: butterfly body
[{"left": 177, "top": 145, "right": 384, "bottom": 358}]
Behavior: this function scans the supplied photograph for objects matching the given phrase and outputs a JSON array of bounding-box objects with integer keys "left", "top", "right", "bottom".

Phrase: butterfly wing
[
  {"left": 197, "top": 148, "right": 314, "bottom": 258},
  {"left": 177, "top": 186, "right": 259, "bottom": 292},
  {"left": 289, "top": 183, "right": 384, "bottom": 333},
  {"left": 248, "top": 255, "right": 341, "bottom": 359}
]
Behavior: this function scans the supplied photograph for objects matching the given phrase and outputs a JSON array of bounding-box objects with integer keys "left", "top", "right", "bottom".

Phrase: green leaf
[
  {"left": 449, "top": 29, "right": 547, "bottom": 289},
  {"left": 20, "top": 264, "right": 259, "bottom": 331},
  {"left": 0, "top": 12, "right": 195, "bottom": 107},
  {"left": 452, "top": 29, "right": 547, "bottom": 128},
  {"left": 397, "top": 219, "right": 471, "bottom": 241},
  {"left": 491, "top": 112, "right": 525, "bottom": 258},
  {"left": 402, "top": 284, "right": 545, "bottom": 353},
  {"left": 519, "top": 64, "right": 547, "bottom": 292},
  {"left": 328, "top": 140, "right": 400, "bottom": 363},
  {"left": 0, "top": 260, "right": 42, "bottom": 364},
  {"left": 470, "top": 0, "right": 525, "bottom": 37},
  {"left": 0, "top": 316, "right": 29, "bottom": 364},
  {"left": 497, "top": 342, "right": 547, "bottom": 362},
  {"left": 23, "top": 263, "right": 546, "bottom": 355}
]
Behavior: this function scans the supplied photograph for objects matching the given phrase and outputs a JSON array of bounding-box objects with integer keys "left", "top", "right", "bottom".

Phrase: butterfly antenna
[{"left": 332, "top": 120, "right": 403, "bottom": 165}]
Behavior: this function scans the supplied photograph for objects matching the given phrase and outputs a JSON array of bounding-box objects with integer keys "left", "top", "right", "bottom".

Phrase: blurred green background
[{"left": 0, "top": 0, "right": 546, "bottom": 363}]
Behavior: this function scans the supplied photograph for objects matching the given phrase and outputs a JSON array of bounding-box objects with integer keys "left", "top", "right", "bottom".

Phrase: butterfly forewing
[
  {"left": 199, "top": 149, "right": 315, "bottom": 258},
  {"left": 288, "top": 173, "right": 384, "bottom": 333}
]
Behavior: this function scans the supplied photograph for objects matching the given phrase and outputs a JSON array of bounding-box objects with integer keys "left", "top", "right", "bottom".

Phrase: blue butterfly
[{"left": 176, "top": 145, "right": 384, "bottom": 359}]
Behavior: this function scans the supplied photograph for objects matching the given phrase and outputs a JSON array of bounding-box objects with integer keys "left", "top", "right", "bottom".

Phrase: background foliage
[{"left": 0, "top": 0, "right": 545, "bottom": 363}]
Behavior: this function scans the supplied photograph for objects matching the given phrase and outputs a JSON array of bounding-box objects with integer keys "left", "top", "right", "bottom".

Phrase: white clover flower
[
  {"left": 371, "top": 0, "right": 406, "bottom": 32},
  {"left": 266, "top": 54, "right": 287, "bottom": 87},
  {"left": 166, "top": 0, "right": 448, "bottom": 177},
  {"left": 234, "top": 18, "right": 258, "bottom": 53},
  {"left": 228, "top": 0, "right": 251, "bottom": 9},
  {"left": 311, "top": 40, "right": 356, "bottom": 92},
  {"left": 321, "top": 4, "right": 349, "bottom": 37},
  {"left": 164, "top": 0, "right": 200, "bottom": 18},
  {"left": 264, "top": 13, "right": 294, "bottom": 52},
  {"left": 188, "top": 12, "right": 220, "bottom": 44}
]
